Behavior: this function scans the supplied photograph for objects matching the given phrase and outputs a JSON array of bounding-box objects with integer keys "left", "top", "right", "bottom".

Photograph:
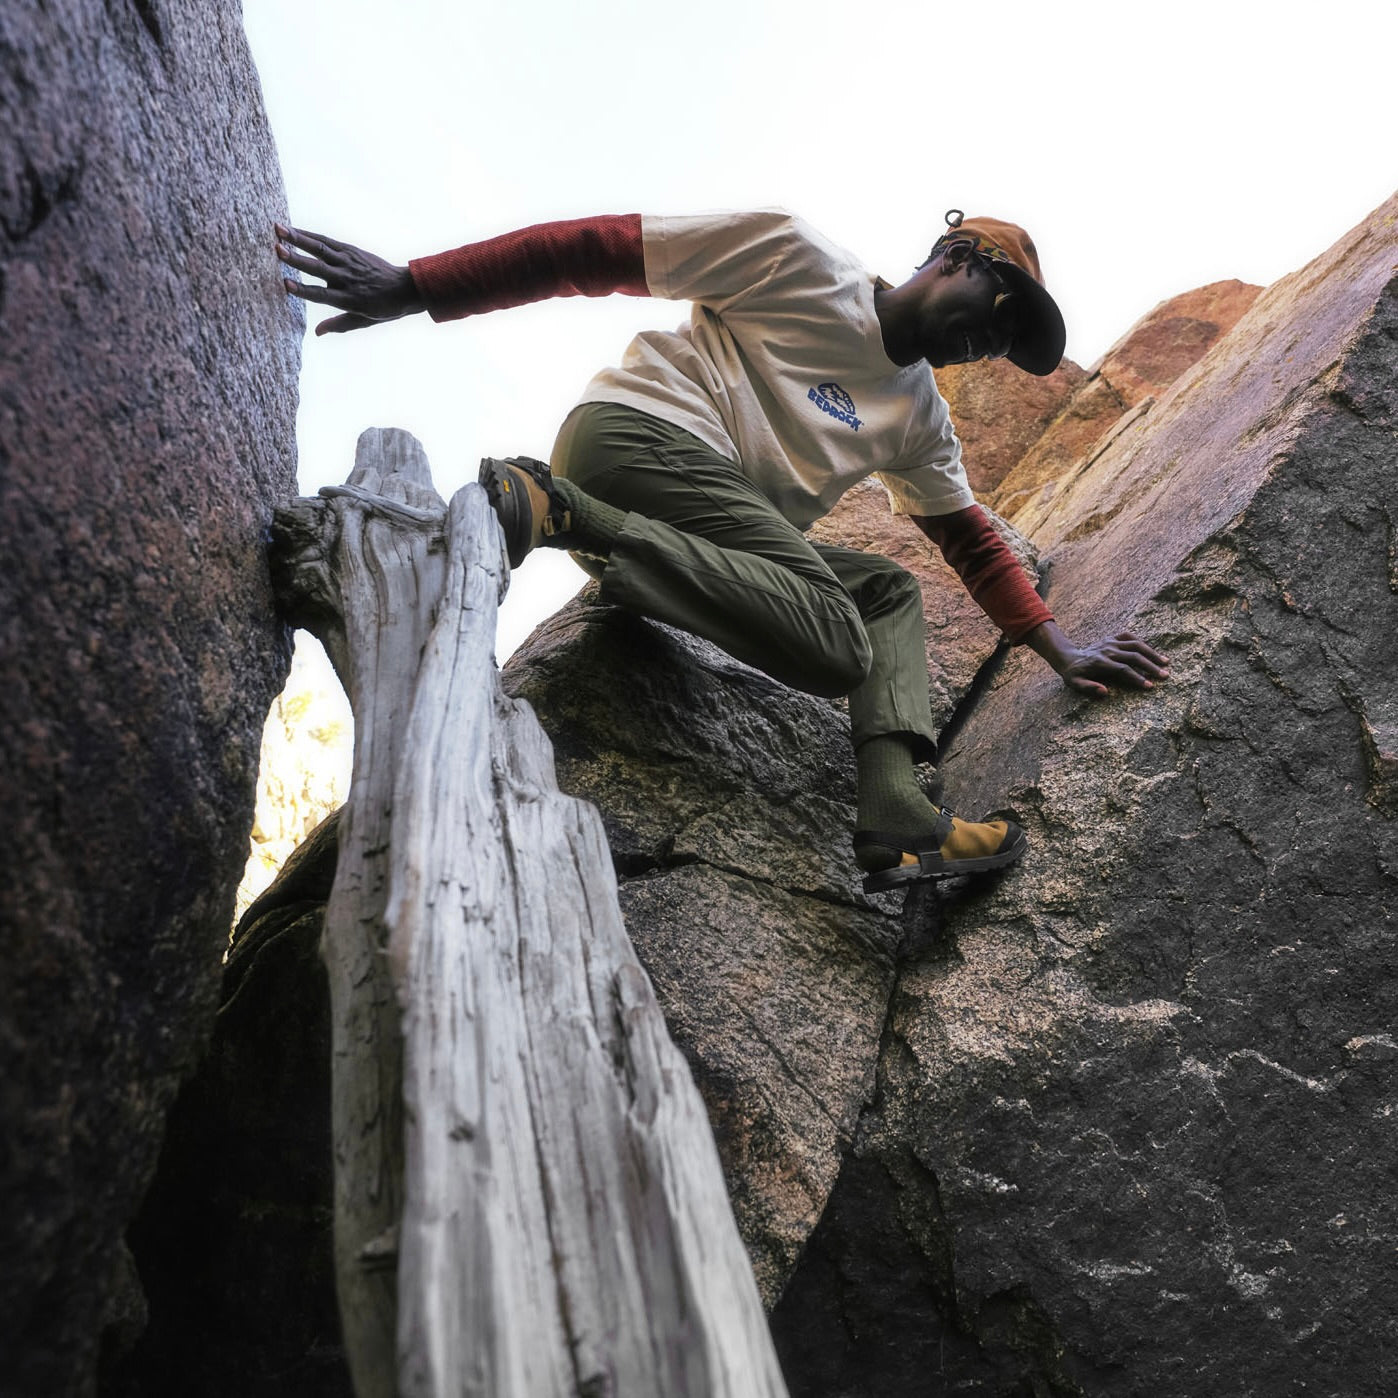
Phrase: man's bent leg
[
  {"left": 815, "top": 544, "right": 938, "bottom": 759},
  {"left": 552, "top": 404, "right": 871, "bottom": 697},
  {"left": 814, "top": 544, "right": 1027, "bottom": 883}
]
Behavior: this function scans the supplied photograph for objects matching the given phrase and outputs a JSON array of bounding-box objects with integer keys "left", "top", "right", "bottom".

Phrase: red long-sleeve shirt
[
  {"left": 410, "top": 214, "right": 648, "bottom": 319},
  {"left": 916, "top": 506, "right": 1051, "bottom": 642},
  {"left": 409, "top": 216, "right": 1052, "bottom": 643}
]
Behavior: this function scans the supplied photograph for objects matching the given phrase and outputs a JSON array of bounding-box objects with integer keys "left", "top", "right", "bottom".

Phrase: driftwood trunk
[{"left": 271, "top": 428, "right": 788, "bottom": 1398}]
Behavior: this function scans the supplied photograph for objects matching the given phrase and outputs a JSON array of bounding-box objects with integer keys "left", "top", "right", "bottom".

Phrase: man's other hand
[
  {"left": 276, "top": 224, "right": 424, "bottom": 335},
  {"left": 1025, "top": 620, "right": 1170, "bottom": 698}
]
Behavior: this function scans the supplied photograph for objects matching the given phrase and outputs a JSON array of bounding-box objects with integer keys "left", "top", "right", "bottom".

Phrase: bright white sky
[{"left": 242, "top": 0, "right": 1397, "bottom": 660}]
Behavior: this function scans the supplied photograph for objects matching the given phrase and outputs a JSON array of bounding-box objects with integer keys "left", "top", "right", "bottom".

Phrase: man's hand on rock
[
  {"left": 276, "top": 224, "right": 424, "bottom": 335},
  {"left": 1024, "top": 620, "right": 1170, "bottom": 698}
]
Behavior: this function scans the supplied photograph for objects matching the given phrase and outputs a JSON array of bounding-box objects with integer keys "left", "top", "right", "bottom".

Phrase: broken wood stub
[{"left": 271, "top": 427, "right": 788, "bottom": 1398}]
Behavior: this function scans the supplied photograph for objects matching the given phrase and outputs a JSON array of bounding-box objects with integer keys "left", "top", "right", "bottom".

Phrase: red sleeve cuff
[
  {"left": 408, "top": 213, "right": 647, "bottom": 322},
  {"left": 920, "top": 505, "right": 1053, "bottom": 642}
]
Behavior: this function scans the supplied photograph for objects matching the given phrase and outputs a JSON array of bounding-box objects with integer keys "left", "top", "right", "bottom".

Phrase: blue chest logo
[{"left": 808, "top": 381, "right": 863, "bottom": 431}]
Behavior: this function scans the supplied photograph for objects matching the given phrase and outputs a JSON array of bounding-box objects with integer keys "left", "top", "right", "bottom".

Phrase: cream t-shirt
[{"left": 577, "top": 209, "right": 974, "bottom": 530}]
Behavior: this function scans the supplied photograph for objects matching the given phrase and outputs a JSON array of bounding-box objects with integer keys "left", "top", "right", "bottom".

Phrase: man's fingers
[
  {"left": 315, "top": 312, "right": 376, "bottom": 335},
  {"left": 283, "top": 276, "right": 338, "bottom": 306},
  {"left": 1070, "top": 657, "right": 1154, "bottom": 693},
  {"left": 277, "top": 245, "right": 333, "bottom": 279},
  {"left": 1110, "top": 633, "right": 1171, "bottom": 667},
  {"left": 285, "top": 279, "right": 367, "bottom": 316},
  {"left": 1097, "top": 634, "right": 1170, "bottom": 677},
  {"left": 281, "top": 224, "right": 352, "bottom": 256},
  {"left": 1113, "top": 655, "right": 1159, "bottom": 687},
  {"left": 1066, "top": 674, "right": 1110, "bottom": 698},
  {"left": 1101, "top": 644, "right": 1170, "bottom": 679},
  {"left": 1059, "top": 631, "right": 1171, "bottom": 700},
  {"left": 1088, "top": 658, "right": 1153, "bottom": 689},
  {"left": 1114, "top": 643, "right": 1170, "bottom": 667}
]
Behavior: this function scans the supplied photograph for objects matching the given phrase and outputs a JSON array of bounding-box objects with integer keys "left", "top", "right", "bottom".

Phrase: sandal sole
[
  {"left": 860, "top": 830, "right": 1028, "bottom": 894},
  {"left": 478, "top": 456, "right": 530, "bottom": 568}
]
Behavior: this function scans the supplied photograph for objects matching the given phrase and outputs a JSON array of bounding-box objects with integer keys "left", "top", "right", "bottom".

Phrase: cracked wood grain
[{"left": 271, "top": 427, "right": 787, "bottom": 1398}]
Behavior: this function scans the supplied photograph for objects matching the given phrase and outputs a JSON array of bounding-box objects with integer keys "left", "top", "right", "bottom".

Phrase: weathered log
[{"left": 271, "top": 428, "right": 787, "bottom": 1397}]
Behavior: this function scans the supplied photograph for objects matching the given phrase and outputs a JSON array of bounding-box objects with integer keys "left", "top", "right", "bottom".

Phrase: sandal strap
[
  {"left": 503, "top": 455, "right": 572, "bottom": 537},
  {"left": 853, "top": 807, "right": 956, "bottom": 859}
]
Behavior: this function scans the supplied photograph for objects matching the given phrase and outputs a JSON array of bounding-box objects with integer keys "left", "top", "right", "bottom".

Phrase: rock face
[
  {"left": 1089, "top": 278, "right": 1264, "bottom": 407},
  {"left": 501, "top": 599, "right": 903, "bottom": 1304},
  {"left": 115, "top": 183, "right": 1395, "bottom": 1394},
  {"left": 0, "top": 3, "right": 299, "bottom": 1391},
  {"left": 773, "top": 199, "right": 1398, "bottom": 1394},
  {"left": 110, "top": 819, "right": 348, "bottom": 1398},
  {"left": 496, "top": 495, "right": 1041, "bottom": 1308},
  {"left": 991, "top": 280, "right": 1262, "bottom": 524},
  {"left": 121, "top": 500, "right": 1030, "bottom": 1366}
]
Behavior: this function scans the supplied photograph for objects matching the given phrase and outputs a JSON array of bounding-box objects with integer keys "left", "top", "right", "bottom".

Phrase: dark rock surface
[
  {"left": 0, "top": 2, "right": 299, "bottom": 1391},
  {"left": 118, "top": 501, "right": 1012, "bottom": 1365},
  {"left": 105, "top": 818, "right": 350, "bottom": 1398},
  {"left": 493, "top": 497, "right": 1033, "bottom": 1307},
  {"left": 501, "top": 596, "right": 904, "bottom": 1304},
  {"left": 774, "top": 196, "right": 1398, "bottom": 1396}
]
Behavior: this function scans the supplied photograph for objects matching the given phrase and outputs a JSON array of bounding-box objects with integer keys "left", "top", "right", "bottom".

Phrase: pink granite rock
[
  {"left": 992, "top": 280, "right": 1262, "bottom": 523},
  {"left": 934, "top": 355, "right": 1088, "bottom": 496}
]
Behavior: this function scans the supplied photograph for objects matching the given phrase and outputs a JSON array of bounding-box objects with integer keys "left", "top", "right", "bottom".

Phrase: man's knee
[
  {"left": 857, "top": 553, "right": 923, "bottom": 612},
  {"left": 815, "top": 613, "right": 873, "bottom": 697},
  {"left": 866, "top": 548, "right": 922, "bottom": 587}
]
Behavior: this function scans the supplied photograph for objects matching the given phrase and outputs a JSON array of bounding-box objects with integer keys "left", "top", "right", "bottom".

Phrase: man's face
[{"left": 911, "top": 246, "right": 1018, "bottom": 368}]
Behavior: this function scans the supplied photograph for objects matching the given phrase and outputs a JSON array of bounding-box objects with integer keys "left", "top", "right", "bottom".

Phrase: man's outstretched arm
[
  {"left": 913, "top": 506, "right": 1169, "bottom": 697},
  {"left": 276, "top": 215, "right": 647, "bottom": 336}
]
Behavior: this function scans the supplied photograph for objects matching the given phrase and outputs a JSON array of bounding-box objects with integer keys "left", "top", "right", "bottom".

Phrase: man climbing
[{"left": 276, "top": 209, "right": 1168, "bottom": 892}]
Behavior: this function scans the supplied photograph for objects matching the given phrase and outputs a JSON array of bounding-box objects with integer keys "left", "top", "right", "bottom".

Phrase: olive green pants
[{"left": 551, "top": 402, "right": 938, "bottom": 758}]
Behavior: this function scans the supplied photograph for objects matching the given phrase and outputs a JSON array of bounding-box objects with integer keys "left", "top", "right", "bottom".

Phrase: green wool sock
[
  {"left": 855, "top": 736, "right": 1016, "bottom": 875},
  {"left": 551, "top": 477, "right": 626, "bottom": 557},
  {"left": 855, "top": 735, "right": 939, "bottom": 841}
]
